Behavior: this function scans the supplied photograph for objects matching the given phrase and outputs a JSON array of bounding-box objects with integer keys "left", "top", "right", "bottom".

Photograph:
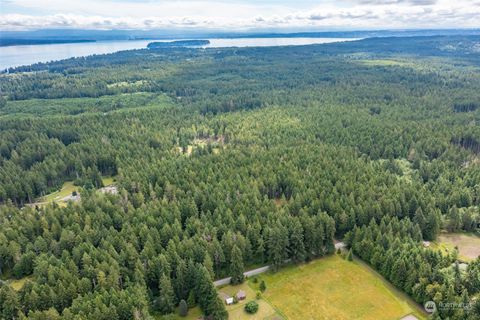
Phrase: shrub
[
  {"left": 259, "top": 280, "right": 266, "bottom": 292},
  {"left": 346, "top": 249, "right": 353, "bottom": 261},
  {"left": 256, "top": 291, "right": 262, "bottom": 300},
  {"left": 244, "top": 301, "right": 259, "bottom": 314},
  {"left": 179, "top": 299, "right": 188, "bottom": 317}
]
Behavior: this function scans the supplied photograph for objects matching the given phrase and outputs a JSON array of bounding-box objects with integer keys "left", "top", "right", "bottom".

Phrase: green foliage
[
  {"left": 0, "top": 286, "right": 20, "bottom": 320},
  {"left": 346, "top": 249, "right": 353, "bottom": 261},
  {"left": 345, "top": 216, "right": 480, "bottom": 319},
  {"left": 187, "top": 291, "right": 196, "bottom": 308},
  {"left": 0, "top": 96, "right": 6, "bottom": 109},
  {"left": 157, "top": 273, "right": 175, "bottom": 314},
  {"left": 0, "top": 35, "right": 479, "bottom": 320},
  {"left": 259, "top": 280, "right": 266, "bottom": 293},
  {"left": 195, "top": 266, "right": 227, "bottom": 319},
  {"left": 178, "top": 299, "right": 188, "bottom": 317},
  {"left": 244, "top": 301, "right": 259, "bottom": 314},
  {"left": 230, "top": 245, "right": 245, "bottom": 285}
]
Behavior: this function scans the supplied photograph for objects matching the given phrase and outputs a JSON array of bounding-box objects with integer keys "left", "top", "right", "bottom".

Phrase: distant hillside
[
  {"left": 0, "top": 39, "right": 95, "bottom": 47},
  {"left": 2, "top": 28, "right": 479, "bottom": 43}
]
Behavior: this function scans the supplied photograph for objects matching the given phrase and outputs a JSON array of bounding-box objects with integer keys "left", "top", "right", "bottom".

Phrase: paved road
[{"left": 213, "top": 265, "right": 271, "bottom": 287}]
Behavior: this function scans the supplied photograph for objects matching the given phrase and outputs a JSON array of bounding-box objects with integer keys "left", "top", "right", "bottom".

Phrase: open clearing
[
  {"left": 217, "top": 282, "right": 280, "bottom": 320},
  {"left": 40, "top": 181, "right": 78, "bottom": 203},
  {"left": 436, "top": 232, "right": 480, "bottom": 261},
  {"left": 9, "top": 276, "right": 33, "bottom": 291},
  {"left": 156, "top": 282, "right": 279, "bottom": 320},
  {"left": 32, "top": 176, "right": 115, "bottom": 207},
  {"left": 249, "top": 255, "right": 426, "bottom": 320},
  {"left": 102, "top": 176, "right": 115, "bottom": 186}
]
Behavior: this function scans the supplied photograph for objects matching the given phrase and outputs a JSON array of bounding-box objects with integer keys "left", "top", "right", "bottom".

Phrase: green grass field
[
  {"left": 7, "top": 276, "right": 33, "bottom": 291},
  {"left": 217, "top": 282, "right": 280, "bottom": 320},
  {"left": 35, "top": 176, "right": 115, "bottom": 206},
  {"left": 249, "top": 255, "right": 426, "bottom": 320},
  {"left": 102, "top": 176, "right": 115, "bottom": 186},
  {"left": 40, "top": 181, "right": 78, "bottom": 203},
  {"left": 435, "top": 232, "right": 480, "bottom": 261}
]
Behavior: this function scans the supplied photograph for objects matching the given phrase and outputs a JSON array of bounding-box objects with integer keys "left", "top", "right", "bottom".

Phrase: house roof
[{"left": 236, "top": 290, "right": 246, "bottom": 297}]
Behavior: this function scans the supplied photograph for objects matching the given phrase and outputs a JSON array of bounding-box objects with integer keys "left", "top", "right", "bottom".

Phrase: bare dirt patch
[{"left": 437, "top": 233, "right": 480, "bottom": 261}]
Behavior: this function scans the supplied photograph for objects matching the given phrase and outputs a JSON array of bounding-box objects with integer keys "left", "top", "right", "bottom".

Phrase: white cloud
[{"left": 0, "top": 0, "right": 479, "bottom": 30}]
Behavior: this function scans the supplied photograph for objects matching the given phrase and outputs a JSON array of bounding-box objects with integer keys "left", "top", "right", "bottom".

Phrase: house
[
  {"left": 225, "top": 297, "right": 234, "bottom": 305},
  {"left": 99, "top": 185, "right": 118, "bottom": 195},
  {"left": 236, "top": 290, "right": 246, "bottom": 301},
  {"left": 422, "top": 241, "right": 430, "bottom": 247},
  {"left": 334, "top": 241, "right": 346, "bottom": 250}
]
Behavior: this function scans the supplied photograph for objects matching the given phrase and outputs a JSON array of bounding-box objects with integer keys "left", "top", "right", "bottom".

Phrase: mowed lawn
[
  {"left": 436, "top": 233, "right": 480, "bottom": 261},
  {"left": 35, "top": 176, "right": 115, "bottom": 206},
  {"left": 217, "top": 282, "right": 280, "bottom": 320},
  {"left": 250, "top": 255, "right": 426, "bottom": 320},
  {"left": 40, "top": 181, "right": 78, "bottom": 203}
]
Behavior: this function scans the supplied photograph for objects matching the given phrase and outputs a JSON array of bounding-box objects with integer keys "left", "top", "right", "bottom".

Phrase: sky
[{"left": 1, "top": 0, "right": 480, "bottom": 31}]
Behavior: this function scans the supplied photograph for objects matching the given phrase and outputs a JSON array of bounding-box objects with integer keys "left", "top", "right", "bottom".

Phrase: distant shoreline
[
  {"left": 147, "top": 39, "right": 210, "bottom": 48},
  {"left": 0, "top": 39, "right": 96, "bottom": 47}
]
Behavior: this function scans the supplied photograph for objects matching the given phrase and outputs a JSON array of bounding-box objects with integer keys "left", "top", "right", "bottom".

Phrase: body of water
[{"left": 0, "top": 37, "right": 358, "bottom": 70}]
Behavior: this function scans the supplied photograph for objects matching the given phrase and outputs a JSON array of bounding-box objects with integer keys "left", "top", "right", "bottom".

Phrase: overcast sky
[{"left": 1, "top": 0, "right": 479, "bottom": 31}]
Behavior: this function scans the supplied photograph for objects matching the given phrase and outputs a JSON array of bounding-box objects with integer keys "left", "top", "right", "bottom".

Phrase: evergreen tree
[
  {"left": 157, "top": 273, "right": 175, "bottom": 314},
  {"left": 0, "top": 286, "right": 20, "bottom": 320},
  {"left": 267, "top": 224, "right": 289, "bottom": 270},
  {"left": 179, "top": 299, "right": 188, "bottom": 317},
  {"left": 289, "top": 219, "right": 306, "bottom": 263},
  {"left": 346, "top": 249, "right": 353, "bottom": 261},
  {"left": 195, "top": 265, "right": 227, "bottom": 318},
  {"left": 230, "top": 245, "right": 245, "bottom": 285}
]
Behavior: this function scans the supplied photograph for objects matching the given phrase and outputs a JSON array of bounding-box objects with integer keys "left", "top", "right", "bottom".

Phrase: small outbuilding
[
  {"left": 236, "top": 290, "right": 246, "bottom": 301},
  {"left": 225, "top": 297, "right": 234, "bottom": 305}
]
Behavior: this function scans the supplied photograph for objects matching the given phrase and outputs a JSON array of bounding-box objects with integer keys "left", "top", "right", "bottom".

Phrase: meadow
[
  {"left": 248, "top": 255, "right": 426, "bottom": 320},
  {"left": 32, "top": 176, "right": 115, "bottom": 207},
  {"left": 435, "top": 232, "right": 480, "bottom": 261}
]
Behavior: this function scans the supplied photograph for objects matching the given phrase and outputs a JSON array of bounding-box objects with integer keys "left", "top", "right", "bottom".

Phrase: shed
[
  {"left": 225, "top": 297, "right": 234, "bottom": 305},
  {"left": 236, "top": 290, "right": 246, "bottom": 300}
]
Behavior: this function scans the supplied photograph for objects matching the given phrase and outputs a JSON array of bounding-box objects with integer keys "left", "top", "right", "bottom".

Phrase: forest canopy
[{"left": 0, "top": 35, "right": 480, "bottom": 320}]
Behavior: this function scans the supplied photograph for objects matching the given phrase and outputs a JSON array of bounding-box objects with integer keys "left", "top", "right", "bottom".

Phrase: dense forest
[{"left": 0, "top": 35, "right": 480, "bottom": 319}]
